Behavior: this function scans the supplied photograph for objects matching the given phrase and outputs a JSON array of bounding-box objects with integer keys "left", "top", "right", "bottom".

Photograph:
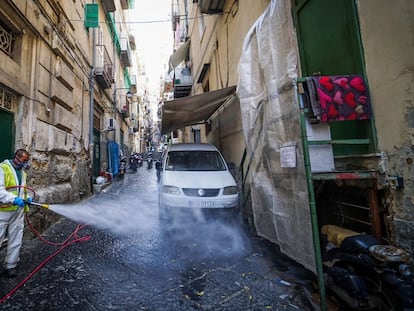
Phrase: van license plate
[{"left": 201, "top": 201, "right": 216, "bottom": 208}]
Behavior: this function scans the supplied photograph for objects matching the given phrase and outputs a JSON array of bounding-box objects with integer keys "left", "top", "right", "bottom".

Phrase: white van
[{"left": 157, "top": 143, "right": 239, "bottom": 219}]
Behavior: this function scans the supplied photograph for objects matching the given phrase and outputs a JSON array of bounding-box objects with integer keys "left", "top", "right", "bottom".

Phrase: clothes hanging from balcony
[{"left": 305, "top": 75, "right": 372, "bottom": 122}]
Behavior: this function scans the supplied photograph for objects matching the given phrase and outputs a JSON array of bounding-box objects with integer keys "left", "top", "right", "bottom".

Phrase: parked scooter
[{"left": 321, "top": 225, "right": 414, "bottom": 310}]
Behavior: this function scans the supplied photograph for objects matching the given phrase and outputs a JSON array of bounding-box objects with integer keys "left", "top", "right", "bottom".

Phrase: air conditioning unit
[{"left": 106, "top": 118, "right": 116, "bottom": 131}]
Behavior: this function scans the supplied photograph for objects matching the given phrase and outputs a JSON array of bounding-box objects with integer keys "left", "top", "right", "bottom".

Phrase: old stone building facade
[{"left": 0, "top": 0, "right": 140, "bottom": 206}]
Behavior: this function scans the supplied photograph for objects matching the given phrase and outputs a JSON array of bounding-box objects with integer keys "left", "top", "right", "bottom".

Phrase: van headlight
[
  {"left": 223, "top": 186, "right": 238, "bottom": 195},
  {"left": 163, "top": 185, "right": 181, "bottom": 195}
]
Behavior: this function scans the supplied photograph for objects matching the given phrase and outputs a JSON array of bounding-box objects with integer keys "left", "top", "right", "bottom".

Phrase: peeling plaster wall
[{"left": 358, "top": 0, "right": 414, "bottom": 250}]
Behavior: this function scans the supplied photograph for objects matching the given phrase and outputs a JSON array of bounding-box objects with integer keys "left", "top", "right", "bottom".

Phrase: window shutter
[{"left": 84, "top": 4, "right": 99, "bottom": 28}]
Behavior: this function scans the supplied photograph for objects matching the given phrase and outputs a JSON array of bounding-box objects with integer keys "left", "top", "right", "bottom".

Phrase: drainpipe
[
  {"left": 79, "top": 79, "right": 86, "bottom": 196},
  {"left": 88, "top": 0, "right": 96, "bottom": 193},
  {"left": 29, "top": 36, "right": 40, "bottom": 152}
]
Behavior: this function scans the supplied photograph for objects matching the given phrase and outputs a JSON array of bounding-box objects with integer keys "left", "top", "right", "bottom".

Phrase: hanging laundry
[{"left": 305, "top": 75, "right": 372, "bottom": 122}]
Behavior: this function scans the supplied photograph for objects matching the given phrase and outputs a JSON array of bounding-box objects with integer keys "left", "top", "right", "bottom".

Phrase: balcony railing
[
  {"left": 174, "top": 68, "right": 193, "bottom": 98},
  {"left": 95, "top": 44, "right": 114, "bottom": 89},
  {"left": 120, "top": 96, "right": 131, "bottom": 119},
  {"left": 120, "top": 37, "right": 132, "bottom": 67}
]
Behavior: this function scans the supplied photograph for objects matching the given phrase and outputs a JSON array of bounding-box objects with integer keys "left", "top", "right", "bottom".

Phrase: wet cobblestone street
[{"left": 0, "top": 166, "right": 319, "bottom": 310}]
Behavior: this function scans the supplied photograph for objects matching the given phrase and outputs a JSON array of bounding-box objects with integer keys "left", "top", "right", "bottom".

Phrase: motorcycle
[
  {"left": 321, "top": 225, "right": 414, "bottom": 310},
  {"left": 137, "top": 153, "right": 143, "bottom": 167},
  {"left": 129, "top": 153, "right": 138, "bottom": 171},
  {"left": 119, "top": 157, "right": 127, "bottom": 178}
]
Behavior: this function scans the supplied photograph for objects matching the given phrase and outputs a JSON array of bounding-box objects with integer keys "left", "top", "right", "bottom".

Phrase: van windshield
[{"left": 166, "top": 151, "right": 226, "bottom": 171}]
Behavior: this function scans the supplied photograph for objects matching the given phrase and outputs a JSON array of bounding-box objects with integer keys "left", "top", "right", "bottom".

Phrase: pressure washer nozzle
[{"left": 26, "top": 201, "right": 50, "bottom": 209}]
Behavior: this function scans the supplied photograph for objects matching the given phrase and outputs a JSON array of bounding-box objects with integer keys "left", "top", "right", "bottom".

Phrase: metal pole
[
  {"left": 298, "top": 89, "right": 328, "bottom": 311},
  {"left": 88, "top": 3, "right": 96, "bottom": 194}
]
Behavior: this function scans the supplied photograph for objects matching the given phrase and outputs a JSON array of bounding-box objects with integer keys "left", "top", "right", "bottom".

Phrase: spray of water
[
  {"left": 46, "top": 190, "right": 250, "bottom": 259},
  {"left": 48, "top": 197, "right": 158, "bottom": 235}
]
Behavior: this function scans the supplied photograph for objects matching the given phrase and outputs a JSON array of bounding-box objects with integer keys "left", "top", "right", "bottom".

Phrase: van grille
[{"left": 182, "top": 188, "right": 220, "bottom": 197}]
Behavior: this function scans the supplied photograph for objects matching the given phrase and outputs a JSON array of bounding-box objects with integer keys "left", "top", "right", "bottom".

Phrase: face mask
[
  {"left": 16, "top": 162, "right": 30, "bottom": 170},
  {"left": 14, "top": 157, "right": 30, "bottom": 170}
]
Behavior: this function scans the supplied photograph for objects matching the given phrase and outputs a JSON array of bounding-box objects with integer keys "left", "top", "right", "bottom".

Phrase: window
[
  {"left": 0, "top": 87, "right": 16, "bottom": 112},
  {"left": 0, "top": 23, "right": 14, "bottom": 55},
  {"left": 166, "top": 151, "right": 226, "bottom": 171},
  {"left": 0, "top": 19, "right": 22, "bottom": 62}
]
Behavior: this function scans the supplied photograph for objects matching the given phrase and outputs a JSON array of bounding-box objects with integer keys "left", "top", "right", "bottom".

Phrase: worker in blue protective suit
[{"left": 0, "top": 149, "right": 32, "bottom": 278}]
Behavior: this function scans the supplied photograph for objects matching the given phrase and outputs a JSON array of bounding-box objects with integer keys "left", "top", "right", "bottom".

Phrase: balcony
[
  {"left": 121, "top": 108, "right": 130, "bottom": 119},
  {"left": 173, "top": 68, "right": 192, "bottom": 98},
  {"left": 120, "top": 37, "right": 133, "bottom": 67},
  {"left": 129, "top": 34, "right": 136, "bottom": 50},
  {"left": 199, "top": 0, "right": 226, "bottom": 14},
  {"left": 120, "top": 104, "right": 130, "bottom": 118},
  {"left": 130, "top": 74, "right": 136, "bottom": 86},
  {"left": 120, "top": 0, "right": 135, "bottom": 10},
  {"left": 120, "top": 94, "right": 131, "bottom": 119},
  {"left": 101, "top": 0, "right": 116, "bottom": 13},
  {"left": 129, "top": 74, "right": 137, "bottom": 93},
  {"left": 95, "top": 44, "right": 114, "bottom": 89}
]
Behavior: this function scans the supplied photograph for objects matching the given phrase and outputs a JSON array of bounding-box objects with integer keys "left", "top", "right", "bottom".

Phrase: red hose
[
  {"left": 5, "top": 185, "right": 36, "bottom": 198},
  {"left": 0, "top": 223, "right": 91, "bottom": 304},
  {"left": 0, "top": 186, "right": 91, "bottom": 303}
]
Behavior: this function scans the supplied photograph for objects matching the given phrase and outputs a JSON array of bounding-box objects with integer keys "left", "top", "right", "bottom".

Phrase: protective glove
[
  {"left": 13, "top": 197, "right": 25, "bottom": 208},
  {"left": 26, "top": 197, "right": 33, "bottom": 204}
]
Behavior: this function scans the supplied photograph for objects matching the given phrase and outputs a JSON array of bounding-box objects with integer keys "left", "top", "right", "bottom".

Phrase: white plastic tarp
[
  {"left": 237, "top": 0, "right": 316, "bottom": 272},
  {"left": 168, "top": 40, "right": 190, "bottom": 73}
]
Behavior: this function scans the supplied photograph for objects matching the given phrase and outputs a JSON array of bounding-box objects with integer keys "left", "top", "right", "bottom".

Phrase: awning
[
  {"left": 168, "top": 40, "right": 190, "bottom": 73},
  {"left": 161, "top": 85, "right": 237, "bottom": 135}
]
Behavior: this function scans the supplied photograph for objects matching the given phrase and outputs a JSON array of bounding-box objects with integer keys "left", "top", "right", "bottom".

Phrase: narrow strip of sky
[{"left": 130, "top": 0, "right": 172, "bottom": 91}]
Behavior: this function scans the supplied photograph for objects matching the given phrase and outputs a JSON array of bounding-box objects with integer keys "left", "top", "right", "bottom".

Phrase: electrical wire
[{"left": 66, "top": 13, "right": 225, "bottom": 26}]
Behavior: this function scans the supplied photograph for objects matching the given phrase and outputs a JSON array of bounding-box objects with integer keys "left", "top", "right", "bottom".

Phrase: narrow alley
[{"left": 0, "top": 166, "right": 317, "bottom": 310}]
